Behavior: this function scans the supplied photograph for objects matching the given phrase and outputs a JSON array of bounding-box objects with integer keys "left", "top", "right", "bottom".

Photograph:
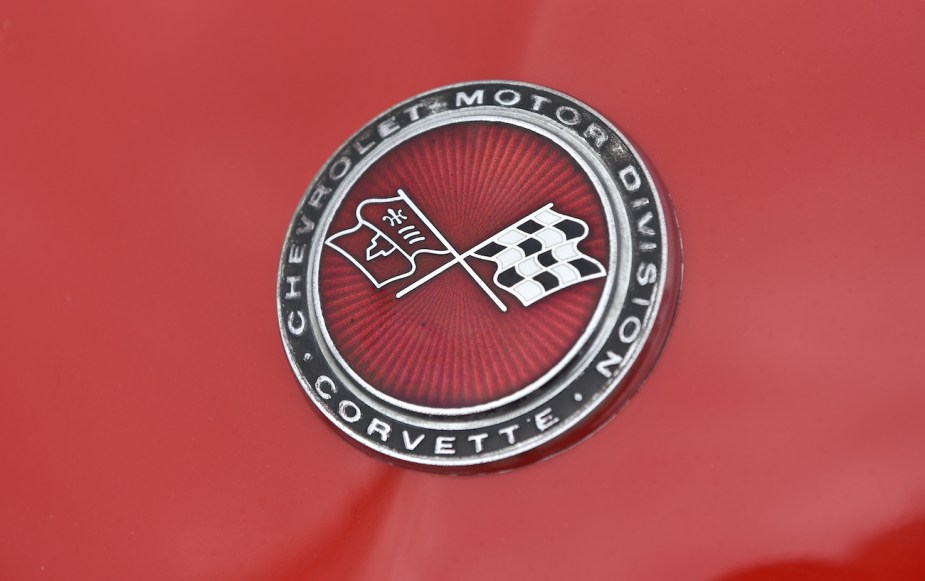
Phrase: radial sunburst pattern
[{"left": 318, "top": 121, "right": 609, "bottom": 409}]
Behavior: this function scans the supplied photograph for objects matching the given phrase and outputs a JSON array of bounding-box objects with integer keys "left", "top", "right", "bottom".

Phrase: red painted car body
[{"left": 2, "top": 1, "right": 924, "bottom": 579}]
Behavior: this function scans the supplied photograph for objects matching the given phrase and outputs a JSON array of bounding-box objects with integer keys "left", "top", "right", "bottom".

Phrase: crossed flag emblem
[{"left": 326, "top": 189, "right": 605, "bottom": 312}]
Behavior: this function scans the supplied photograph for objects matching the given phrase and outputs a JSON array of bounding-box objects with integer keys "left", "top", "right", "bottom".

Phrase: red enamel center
[{"left": 318, "top": 121, "right": 608, "bottom": 409}]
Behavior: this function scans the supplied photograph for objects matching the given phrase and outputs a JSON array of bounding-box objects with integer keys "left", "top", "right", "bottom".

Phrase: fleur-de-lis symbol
[{"left": 383, "top": 208, "right": 407, "bottom": 226}]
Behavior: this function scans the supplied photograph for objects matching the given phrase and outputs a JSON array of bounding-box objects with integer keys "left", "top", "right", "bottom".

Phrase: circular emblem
[{"left": 278, "top": 81, "right": 681, "bottom": 472}]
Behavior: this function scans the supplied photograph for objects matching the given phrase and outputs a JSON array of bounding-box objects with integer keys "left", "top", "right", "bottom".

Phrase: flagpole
[
  {"left": 394, "top": 243, "right": 484, "bottom": 298},
  {"left": 395, "top": 189, "right": 508, "bottom": 312},
  {"left": 394, "top": 256, "right": 460, "bottom": 298}
]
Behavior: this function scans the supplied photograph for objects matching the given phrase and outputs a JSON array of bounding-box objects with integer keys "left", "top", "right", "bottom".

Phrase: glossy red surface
[{"left": 2, "top": 1, "right": 924, "bottom": 579}]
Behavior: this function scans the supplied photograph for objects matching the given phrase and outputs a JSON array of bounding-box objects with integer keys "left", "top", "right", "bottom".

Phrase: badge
[{"left": 278, "top": 81, "right": 681, "bottom": 472}]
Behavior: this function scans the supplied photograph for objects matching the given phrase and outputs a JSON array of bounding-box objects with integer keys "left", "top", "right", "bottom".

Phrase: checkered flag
[{"left": 472, "top": 204, "right": 605, "bottom": 306}]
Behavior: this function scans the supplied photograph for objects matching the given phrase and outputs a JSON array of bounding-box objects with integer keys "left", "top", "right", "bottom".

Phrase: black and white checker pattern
[{"left": 473, "top": 206, "right": 605, "bottom": 306}]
